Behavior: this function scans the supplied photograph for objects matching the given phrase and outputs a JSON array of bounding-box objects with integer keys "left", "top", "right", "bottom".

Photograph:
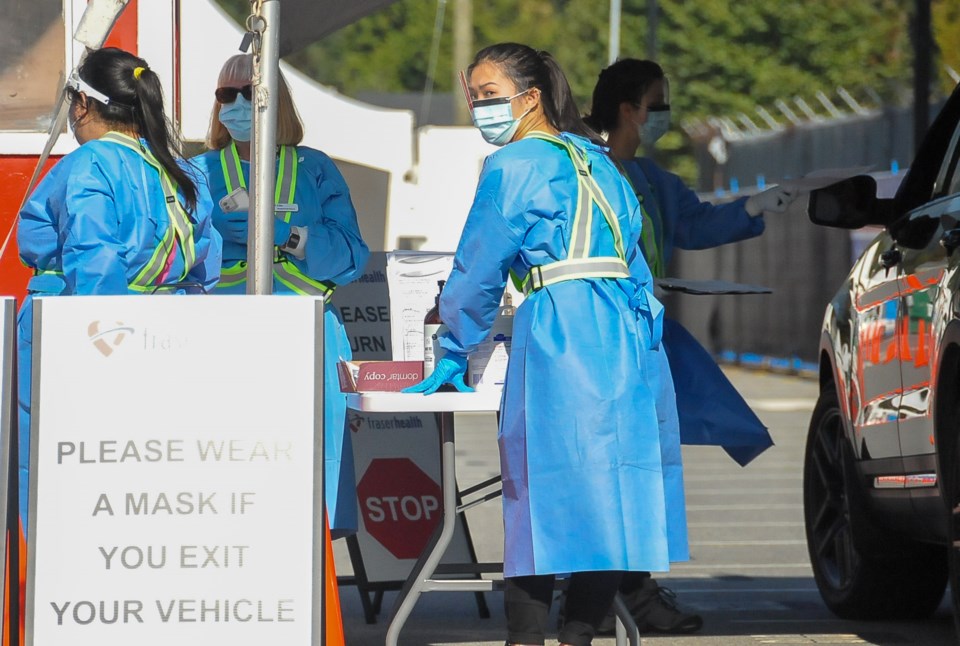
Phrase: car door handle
[
  {"left": 880, "top": 248, "right": 902, "bottom": 270},
  {"left": 940, "top": 228, "right": 960, "bottom": 255}
]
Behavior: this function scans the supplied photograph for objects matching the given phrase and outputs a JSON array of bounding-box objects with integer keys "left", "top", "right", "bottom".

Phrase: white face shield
[{"left": 65, "top": 71, "right": 112, "bottom": 105}]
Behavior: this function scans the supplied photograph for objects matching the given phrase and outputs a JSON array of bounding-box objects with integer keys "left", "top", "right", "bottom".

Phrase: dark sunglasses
[{"left": 215, "top": 85, "right": 252, "bottom": 104}]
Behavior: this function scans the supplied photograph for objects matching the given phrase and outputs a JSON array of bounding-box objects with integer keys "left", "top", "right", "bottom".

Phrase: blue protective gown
[
  {"left": 622, "top": 157, "right": 773, "bottom": 467},
  {"left": 17, "top": 135, "right": 222, "bottom": 533},
  {"left": 439, "top": 132, "right": 677, "bottom": 577},
  {"left": 191, "top": 146, "right": 369, "bottom": 536}
]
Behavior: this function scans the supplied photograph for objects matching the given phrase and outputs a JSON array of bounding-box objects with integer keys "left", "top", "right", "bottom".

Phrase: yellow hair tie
[{"left": 133, "top": 66, "right": 146, "bottom": 80}]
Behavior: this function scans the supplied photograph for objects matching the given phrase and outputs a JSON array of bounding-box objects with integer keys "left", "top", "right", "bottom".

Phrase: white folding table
[{"left": 344, "top": 391, "right": 641, "bottom": 646}]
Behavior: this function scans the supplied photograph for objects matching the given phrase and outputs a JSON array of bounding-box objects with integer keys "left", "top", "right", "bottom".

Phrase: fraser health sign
[{"left": 27, "top": 296, "right": 325, "bottom": 645}]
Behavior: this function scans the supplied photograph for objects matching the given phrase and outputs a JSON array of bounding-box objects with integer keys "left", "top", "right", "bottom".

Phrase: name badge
[{"left": 275, "top": 203, "right": 299, "bottom": 213}]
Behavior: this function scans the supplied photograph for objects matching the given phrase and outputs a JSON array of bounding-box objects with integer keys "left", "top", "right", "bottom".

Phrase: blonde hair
[{"left": 205, "top": 54, "right": 305, "bottom": 150}]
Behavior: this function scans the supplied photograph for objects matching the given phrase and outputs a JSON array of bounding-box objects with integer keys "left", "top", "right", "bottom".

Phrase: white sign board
[{"left": 27, "top": 296, "right": 324, "bottom": 646}]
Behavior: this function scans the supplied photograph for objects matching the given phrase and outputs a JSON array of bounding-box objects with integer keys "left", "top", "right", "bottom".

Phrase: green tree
[
  {"left": 933, "top": 0, "right": 960, "bottom": 94},
  {"left": 216, "top": 0, "right": 932, "bottom": 182}
]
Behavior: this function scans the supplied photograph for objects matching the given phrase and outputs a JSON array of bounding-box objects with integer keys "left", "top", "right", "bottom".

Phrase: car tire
[
  {"left": 947, "top": 441, "right": 960, "bottom": 636},
  {"left": 803, "top": 386, "right": 947, "bottom": 620}
]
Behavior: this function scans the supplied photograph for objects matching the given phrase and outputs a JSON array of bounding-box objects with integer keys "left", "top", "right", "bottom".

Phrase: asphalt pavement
[{"left": 334, "top": 367, "right": 956, "bottom": 646}]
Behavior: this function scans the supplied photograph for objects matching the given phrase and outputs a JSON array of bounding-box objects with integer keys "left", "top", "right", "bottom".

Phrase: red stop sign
[{"left": 357, "top": 458, "right": 442, "bottom": 559}]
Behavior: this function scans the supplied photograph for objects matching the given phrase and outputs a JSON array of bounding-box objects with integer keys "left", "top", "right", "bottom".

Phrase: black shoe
[
  {"left": 595, "top": 580, "right": 703, "bottom": 635},
  {"left": 631, "top": 583, "right": 703, "bottom": 634}
]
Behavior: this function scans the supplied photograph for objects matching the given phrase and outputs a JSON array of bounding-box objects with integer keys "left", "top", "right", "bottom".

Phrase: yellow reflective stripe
[
  {"left": 216, "top": 261, "right": 248, "bottom": 288},
  {"left": 221, "top": 143, "right": 246, "bottom": 193},
  {"left": 639, "top": 205, "right": 662, "bottom": 278},
  {"left": 520, "top": 257, "right": 630, "bottom": 295},
  {"left": 221, "top": 261, "right": 247, "bottom": 277},
  {"left": 273, "top": 258, "right": 335, "bottom": 299},
  {"left": 614, "top": 160, "right": 660, "bottom": 275},
  {"left": 275, "top": 146, "right": 297, "bottom": 223},
  {"left": 131, "top": 230, "right": 174, "bottom": 287},
  {"left": 275, "top": 146, "right": 286, "bottom": 206},
  {"left": 525, "top": 132, "right": 626, "bottom": 262},
  {"left": 223, "top": 143, "right": 297, "bottom": 222},
  {"left": 214, "top": 257, "right": 336, "bottom": 299},
  {"left": 100, "top": 132, "right": 197, "bottom": 286},
  {"left": 581, "top": 174, "right": 626, "bottom": 260}
]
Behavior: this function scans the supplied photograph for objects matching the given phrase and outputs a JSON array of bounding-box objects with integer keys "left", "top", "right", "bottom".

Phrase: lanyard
[{"left": 219, "top": 142, "right": 299, "bottom": 223}]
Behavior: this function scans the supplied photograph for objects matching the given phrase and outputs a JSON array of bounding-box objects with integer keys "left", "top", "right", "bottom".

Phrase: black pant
[
  {"left": 619, "top": 570, "right": 652, "bottom": 593},
  {"left": 505, "top": 571, "right": 623, "bottom": 645}
]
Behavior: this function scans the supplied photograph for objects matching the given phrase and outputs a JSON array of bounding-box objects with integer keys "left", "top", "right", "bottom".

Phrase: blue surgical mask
[
  {"left": 638, "top": 108, "right": 670, "bottom": 146},
  {"left": 219, "top": 95, "right": 252, "bottom": 142},
  {"left": 471, "top": 90, "right": 532, "bottom": 146}
]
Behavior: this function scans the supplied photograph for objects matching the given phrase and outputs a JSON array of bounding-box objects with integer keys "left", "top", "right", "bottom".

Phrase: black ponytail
[
  {"left": 470, "top": 43, "right": 601, "bottom": 143},
  {"left": 78, "top": 48, "right": 199, "bottom": 214},
  {"left": 584, "top": 59, "right": 665, "bottom": 134}
]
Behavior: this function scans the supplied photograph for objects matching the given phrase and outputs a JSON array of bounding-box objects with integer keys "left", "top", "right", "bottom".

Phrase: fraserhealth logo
[{"left": 87, "top": 321, "right": 135, "bottom": 357}]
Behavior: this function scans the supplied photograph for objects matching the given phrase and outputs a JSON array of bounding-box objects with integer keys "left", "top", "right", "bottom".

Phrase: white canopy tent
[
  {"left": 17, "top": 0, "right": 404, "bottom": 294},
  {"left": 244, "top": 0, "right": 402, "bottom": 293}
]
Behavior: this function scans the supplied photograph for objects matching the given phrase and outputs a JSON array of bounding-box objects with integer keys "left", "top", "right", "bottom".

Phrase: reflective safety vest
[
  {"left": 32, "top": 132, "right": 198, "bottom": 293},
  {"left": 615, "top": 159, "right": 664, "bottom": 278},
  {"left": 515, "top": 132, "right": 631, "bottom": 296},
  {"left": 218, "top": 142, "right": 335, "bottom": 300}
]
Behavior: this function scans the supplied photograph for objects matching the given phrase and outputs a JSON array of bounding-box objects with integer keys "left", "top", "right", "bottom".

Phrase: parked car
[{"left": 804, "top": 81, "right": 960, "bottom": 633}]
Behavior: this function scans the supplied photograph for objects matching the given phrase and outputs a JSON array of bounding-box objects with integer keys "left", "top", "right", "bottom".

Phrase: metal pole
[
  {"left": 608, "top": 0, "right": 621, "bottom": 65},
  {"left": 647, "top": 0, "right": 658, "bottom": 60},
  {"left": 452, "top": 0, "right": 473, "bottom": 125},
  {"left": 248, "top": 0, "right": 281, "bottom": 295},
  {"left": 912, "top": 0, "right": 932, "bottom": 154}
]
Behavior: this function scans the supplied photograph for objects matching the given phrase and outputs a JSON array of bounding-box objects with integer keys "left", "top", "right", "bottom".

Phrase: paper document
[
  {"left": 656, "top": 277, "right": 773, "bottom": 295},
  {"left": 386, "top": 251, "right": 455, "bottom": 361}
]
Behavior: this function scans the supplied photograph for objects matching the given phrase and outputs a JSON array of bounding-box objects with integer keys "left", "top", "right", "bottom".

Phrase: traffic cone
[{"left": 325, "top": 516, "right": 345, "bottom": 646}]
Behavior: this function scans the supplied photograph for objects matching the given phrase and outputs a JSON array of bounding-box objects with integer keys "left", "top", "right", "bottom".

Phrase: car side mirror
[
  {"left": 807, "top": 175, "right": 893, "bottom": 229},
  {"left": 941, "top": 228, "right": 960, "bottom": 256}
]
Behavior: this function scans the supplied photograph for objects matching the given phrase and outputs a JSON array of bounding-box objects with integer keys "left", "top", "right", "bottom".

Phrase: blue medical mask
[
  {"left": 219, "top": 94, "right": 252, "bottom": 142},
  {"left": 471, "top": 90, "right": 532, "bottom": 146},
  {"left": 638, "top": 107, "right": 670, "bottom": 146}
]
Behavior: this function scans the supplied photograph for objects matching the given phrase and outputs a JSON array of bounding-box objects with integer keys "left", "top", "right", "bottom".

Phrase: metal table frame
[{"left": 345, "top": 392, "right": 641, "bottom": 646}]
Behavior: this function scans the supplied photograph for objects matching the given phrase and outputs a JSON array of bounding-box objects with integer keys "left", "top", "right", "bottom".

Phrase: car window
[
  {"left": 933, "top": 119, "right": 960, "bottom": 197},
  {"left": 948, "top": 141, "right": 960, "bottom": 197},
  {"left": 896, "top": 83, "right": 960, "bottom": 214}
]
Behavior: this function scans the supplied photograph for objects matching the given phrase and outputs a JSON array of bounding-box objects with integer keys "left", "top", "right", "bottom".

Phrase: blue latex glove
[
  {"left": 214, "top": 213, "right": 248, "bottom": 244},
  {"left": 273, "top": 219, "right": 292, "bottom": 247},
  {"left": 403, "top": 352, "right": 474, "bottom": 395}
]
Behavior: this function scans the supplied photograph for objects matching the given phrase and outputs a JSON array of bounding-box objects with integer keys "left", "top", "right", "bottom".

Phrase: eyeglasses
[
  {"left": 215, "top": 85, "right": 253, "bottom": 104},
  {"left": 66, "top": 72, "right": 112, "bottom": 105}
]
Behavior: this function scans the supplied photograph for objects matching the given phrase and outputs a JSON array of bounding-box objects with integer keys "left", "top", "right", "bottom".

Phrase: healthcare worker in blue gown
[
  {"left": 582, "top": 58, "right": 793, "bottom": 634},
  {"left": 17, "top": 47, "right": 222, "bottom": 534},
  {"left": 404, "top": 43, "right": 678, "bottom": 646},
  {"left": 191, "top": 54, "right": 369, "bottom": 538}
]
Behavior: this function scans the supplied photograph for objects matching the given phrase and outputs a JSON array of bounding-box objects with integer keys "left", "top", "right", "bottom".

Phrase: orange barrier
[{"left": 326, "top": 517, "right": 345, "bottom": 645}]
